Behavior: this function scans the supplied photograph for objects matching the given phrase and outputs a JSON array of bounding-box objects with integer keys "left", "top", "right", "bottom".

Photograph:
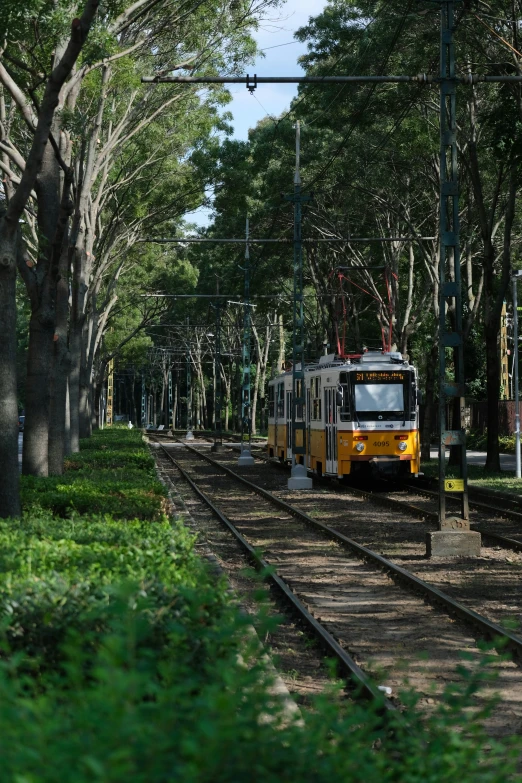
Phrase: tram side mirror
[
  {"left": 417, "top": 390, "right": 423, "bottom": 405},
  {"left": 336, "top": 387, "right": 344, "bottom": 407}
]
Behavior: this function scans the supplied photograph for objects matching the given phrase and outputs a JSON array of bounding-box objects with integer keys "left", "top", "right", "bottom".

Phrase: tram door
[
  {"left": 325, "top": 388, "right": 338, "bottom": 475},
  {"left": 286, "top": 390, "right": 292, "bottom": 459}
]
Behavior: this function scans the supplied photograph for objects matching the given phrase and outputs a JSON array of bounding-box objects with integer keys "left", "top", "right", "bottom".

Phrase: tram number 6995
[{"left": 373, "top": 440, "right": 389, "bottom": 447}]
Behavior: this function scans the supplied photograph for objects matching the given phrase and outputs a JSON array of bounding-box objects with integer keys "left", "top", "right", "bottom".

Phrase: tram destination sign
[{"left": 355, "top": 371, "right": 406, "bottom": 383}]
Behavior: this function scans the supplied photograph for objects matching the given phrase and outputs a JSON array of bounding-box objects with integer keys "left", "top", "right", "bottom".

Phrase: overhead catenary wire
[{"left": 141, "top": 236, "right": 435, "bottom": 243}]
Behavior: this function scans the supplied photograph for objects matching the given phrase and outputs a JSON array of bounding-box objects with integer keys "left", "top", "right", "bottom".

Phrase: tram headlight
[
  {"left": 398, "top": 441, "right": 408, "bottom": 452},
  {"left": 355, "top": 442, "right": 365, "bottom": 453}
]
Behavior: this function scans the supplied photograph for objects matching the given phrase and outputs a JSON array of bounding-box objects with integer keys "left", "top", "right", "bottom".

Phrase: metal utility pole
[
  {"left": 211, "top": 278, "right": 224, "bottom": 453},
  {"left": 512, "top": 271, "right": 522, "bottom": 478},
  {"left": 185, "top": 319, "right": 194, "bottom": 440},
  {"left": 168, "top": 369, "right": 173, "bottom": 429},
  {"left": 238, "top": 218, "right": 255, "bottom": 466},
  {"left": 287, "top": 121, "right": 312, "bottom": 490},
  {"left": 428, "top": 0, "right": 480, "bottom": 557}
]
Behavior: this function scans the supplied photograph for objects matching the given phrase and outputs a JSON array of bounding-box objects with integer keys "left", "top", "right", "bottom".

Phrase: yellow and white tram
[
  {"left": 267, "top": 368, "right": 304, "bottom": 462},
  {"left": 268, "top": 352, "right": 420, "bottom": 479}
]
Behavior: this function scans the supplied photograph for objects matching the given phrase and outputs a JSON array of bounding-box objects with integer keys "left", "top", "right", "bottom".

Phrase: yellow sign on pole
[{"left": 444, "top": 478, "right": 464, "bottom": 492}]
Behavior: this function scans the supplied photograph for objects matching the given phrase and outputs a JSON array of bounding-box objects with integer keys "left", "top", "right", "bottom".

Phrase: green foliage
[
  {"left": 21, "top": 471, "right": 165, "bottom": 519},
  {"left": 21, "top": 430, "right": 166, "bottom": 519},
  {"left": 1, "top": 429, "right": 521, "bottom": 780},
  {"left": 465, "top": 429, "right": 516, "bottom": 455},
  {"left": 0, "top": 512, "right": 214, "bottom": 679},
  {"left": 0, "top": 594, "right": 519, "bottom": 781}
]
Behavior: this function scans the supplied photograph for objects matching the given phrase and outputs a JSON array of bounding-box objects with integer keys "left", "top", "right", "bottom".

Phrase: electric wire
[{"left": 471, "top": 11, "right": 522, "bottom": 59}]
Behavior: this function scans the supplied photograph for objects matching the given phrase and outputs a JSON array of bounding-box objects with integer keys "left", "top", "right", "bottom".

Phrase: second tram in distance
[{"left": 267, "top": 351, "right": 421, "bottom": 479}]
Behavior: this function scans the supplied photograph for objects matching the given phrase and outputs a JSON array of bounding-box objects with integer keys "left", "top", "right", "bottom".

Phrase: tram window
[
  {"left": 268, "top": 386, "right": 275, "bottom": 417},
  {"left": 277, "top": 384, "right": 285, "bottom": 417},
  {"left": 296, "top": 379, "right": 304, "bottom": 419},
  {"left": 311, "top": 376, "right": 322, "bottom": 420},
  {"left": 339, "top": 372, "right": 350, "bottom": 422},
  {"left": 411, "top": 378, "right": 418, "bottom": 418}
]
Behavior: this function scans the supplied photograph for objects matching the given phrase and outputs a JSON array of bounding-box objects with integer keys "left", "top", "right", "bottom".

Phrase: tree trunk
[
  {"left": 421, "top": 344, "right": 438, "bottom": 462},
  {"left": 48, "top": 246, "right": 71, "bottom": 474},
  {"left": 277, "top": 314, "right": 285, "bottom": 372},
  {"left": 160, "top": 373, "right": 166, "bottom": 426},
  {"left": 131, "top": 372, "right": 137, "bottom": 427},
  {"left": 23, "top": 315, "right": 53, "bottom": 476},
  {"left": 65, "top": 376, "right": 71, "bottom": 455},
  {"left": 484, "top": 323, "right": 501, "bottom": 472},
  {"left": 93, "top": 378, "right": 102, "bottom": 430},
  {"left": 0, "top": 226, "right": 21, "bottom": 517},
  {"left": 258, "top": 322, "right": 272, "bottom": 433},
  {"left": 223, "top": 362, "right": 230, "bottom": 432},
  {"left": 69, "top": 321, "right": 82, "bottom": 452},
  {"left": 23, "top": 130, "right": 62, "bottom": 477},
  {"left": 173, "top": 371, "right": 178, "bottom": 430},
  {"left": 48, "top": 341, "right": 69, "bottom": 474},
  {"left": 79, "top": 331, "right": 91, "bottom": 439},
  {"left": 234, "top": 360, "right": 241, "bottom": 431}
]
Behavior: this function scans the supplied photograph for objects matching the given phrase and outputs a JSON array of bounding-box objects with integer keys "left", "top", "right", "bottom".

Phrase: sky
[{"left": 188, "top": 0, "right": 326, "bottom": 227}]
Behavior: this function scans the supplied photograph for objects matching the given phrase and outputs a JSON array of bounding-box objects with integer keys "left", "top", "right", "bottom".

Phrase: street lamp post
[{"left": 512, "top": 270, "right": 522, "bottom": 478}]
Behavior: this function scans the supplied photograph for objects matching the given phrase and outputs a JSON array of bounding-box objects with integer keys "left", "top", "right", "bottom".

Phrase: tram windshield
[
  {"left": 339, "top": 369, "right": 414, "bottom": 422},
  {"left": 354, "top": 383, "right": 403, "bottom": 413}
]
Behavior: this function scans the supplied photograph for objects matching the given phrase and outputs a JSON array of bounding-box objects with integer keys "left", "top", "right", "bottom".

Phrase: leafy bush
[
  {"left": 466, "top": 429, "right": 515, "bottom": 454},
  {"left": 0, "top": 509, "right": 200, "bottom": 677},
  {"left": 21, "top": 431, "right": 166, "bottom": 520},
  {"left": 4, "top": 429, "right": 520, "bottom": 781},
  {"left": 0, "top": 593, "right": 519, "bottom": 782}
]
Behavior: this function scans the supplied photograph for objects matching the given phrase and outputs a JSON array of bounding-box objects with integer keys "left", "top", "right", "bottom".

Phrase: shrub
[
  {"left": 5, "top": 429, "right": 520, "bottom": 781},
  {"left": 466, "top": 429, "right": 515, "bottom": 454},
  {"left": 0, "top": 594, "right": 518, "bottom": 783},
  {"left": 0, "top": 510, "right": 201, "bottom": 677}
]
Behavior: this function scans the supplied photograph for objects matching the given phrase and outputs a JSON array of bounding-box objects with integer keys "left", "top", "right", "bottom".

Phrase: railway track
[
  {"left": 216, "top": 433, "right": 522, "bottom": 554},
  {"left": 398, "top": 481, "right": 522, "bottom": 551},
  {"left": 150, "top": 435, "right": 522, "bottom": 735},
  {"left": 155, "top": 430, "right": 522, "bottom": 554}
]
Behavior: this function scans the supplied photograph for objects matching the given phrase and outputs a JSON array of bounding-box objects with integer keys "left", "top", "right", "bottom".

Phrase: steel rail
[
  {"left": 411, "top": 478, "right": 522, "bottom": 514},
  {"left": 153, "top": 438, "right": 391, "bottom": 706},
  {"left": 473, "top": 529, "right": 522, "bottom": 552},
  {"left": 183, "top": 437, "right": 522, "bottom": 552},
  {"left": 171, "top": 439, "right": 522, "bottom": 660},
  {"left": 256, "top": 450, "right": 522, "bottom": 556},
  {"left": 398, "top": 483, "right": 522, "bottom": 553},
  {"left": 403, "top": 481, "right": 522, "bottom": 521}
]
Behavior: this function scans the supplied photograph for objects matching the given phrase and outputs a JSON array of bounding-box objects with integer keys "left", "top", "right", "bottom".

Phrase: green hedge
[
  {"left": 21, "top": 430, "right": 165, "bottom": 519},
  {"left": 2, "top": 429, "right": 520, "bottom": 781},
  {"left": 0, "top": 593, "right": 518, "bottom": 782}
]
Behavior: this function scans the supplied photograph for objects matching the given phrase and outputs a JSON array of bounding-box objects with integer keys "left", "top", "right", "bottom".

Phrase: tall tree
[{"left": 0, "top": 0, "right": 100, "bottom": 516}]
